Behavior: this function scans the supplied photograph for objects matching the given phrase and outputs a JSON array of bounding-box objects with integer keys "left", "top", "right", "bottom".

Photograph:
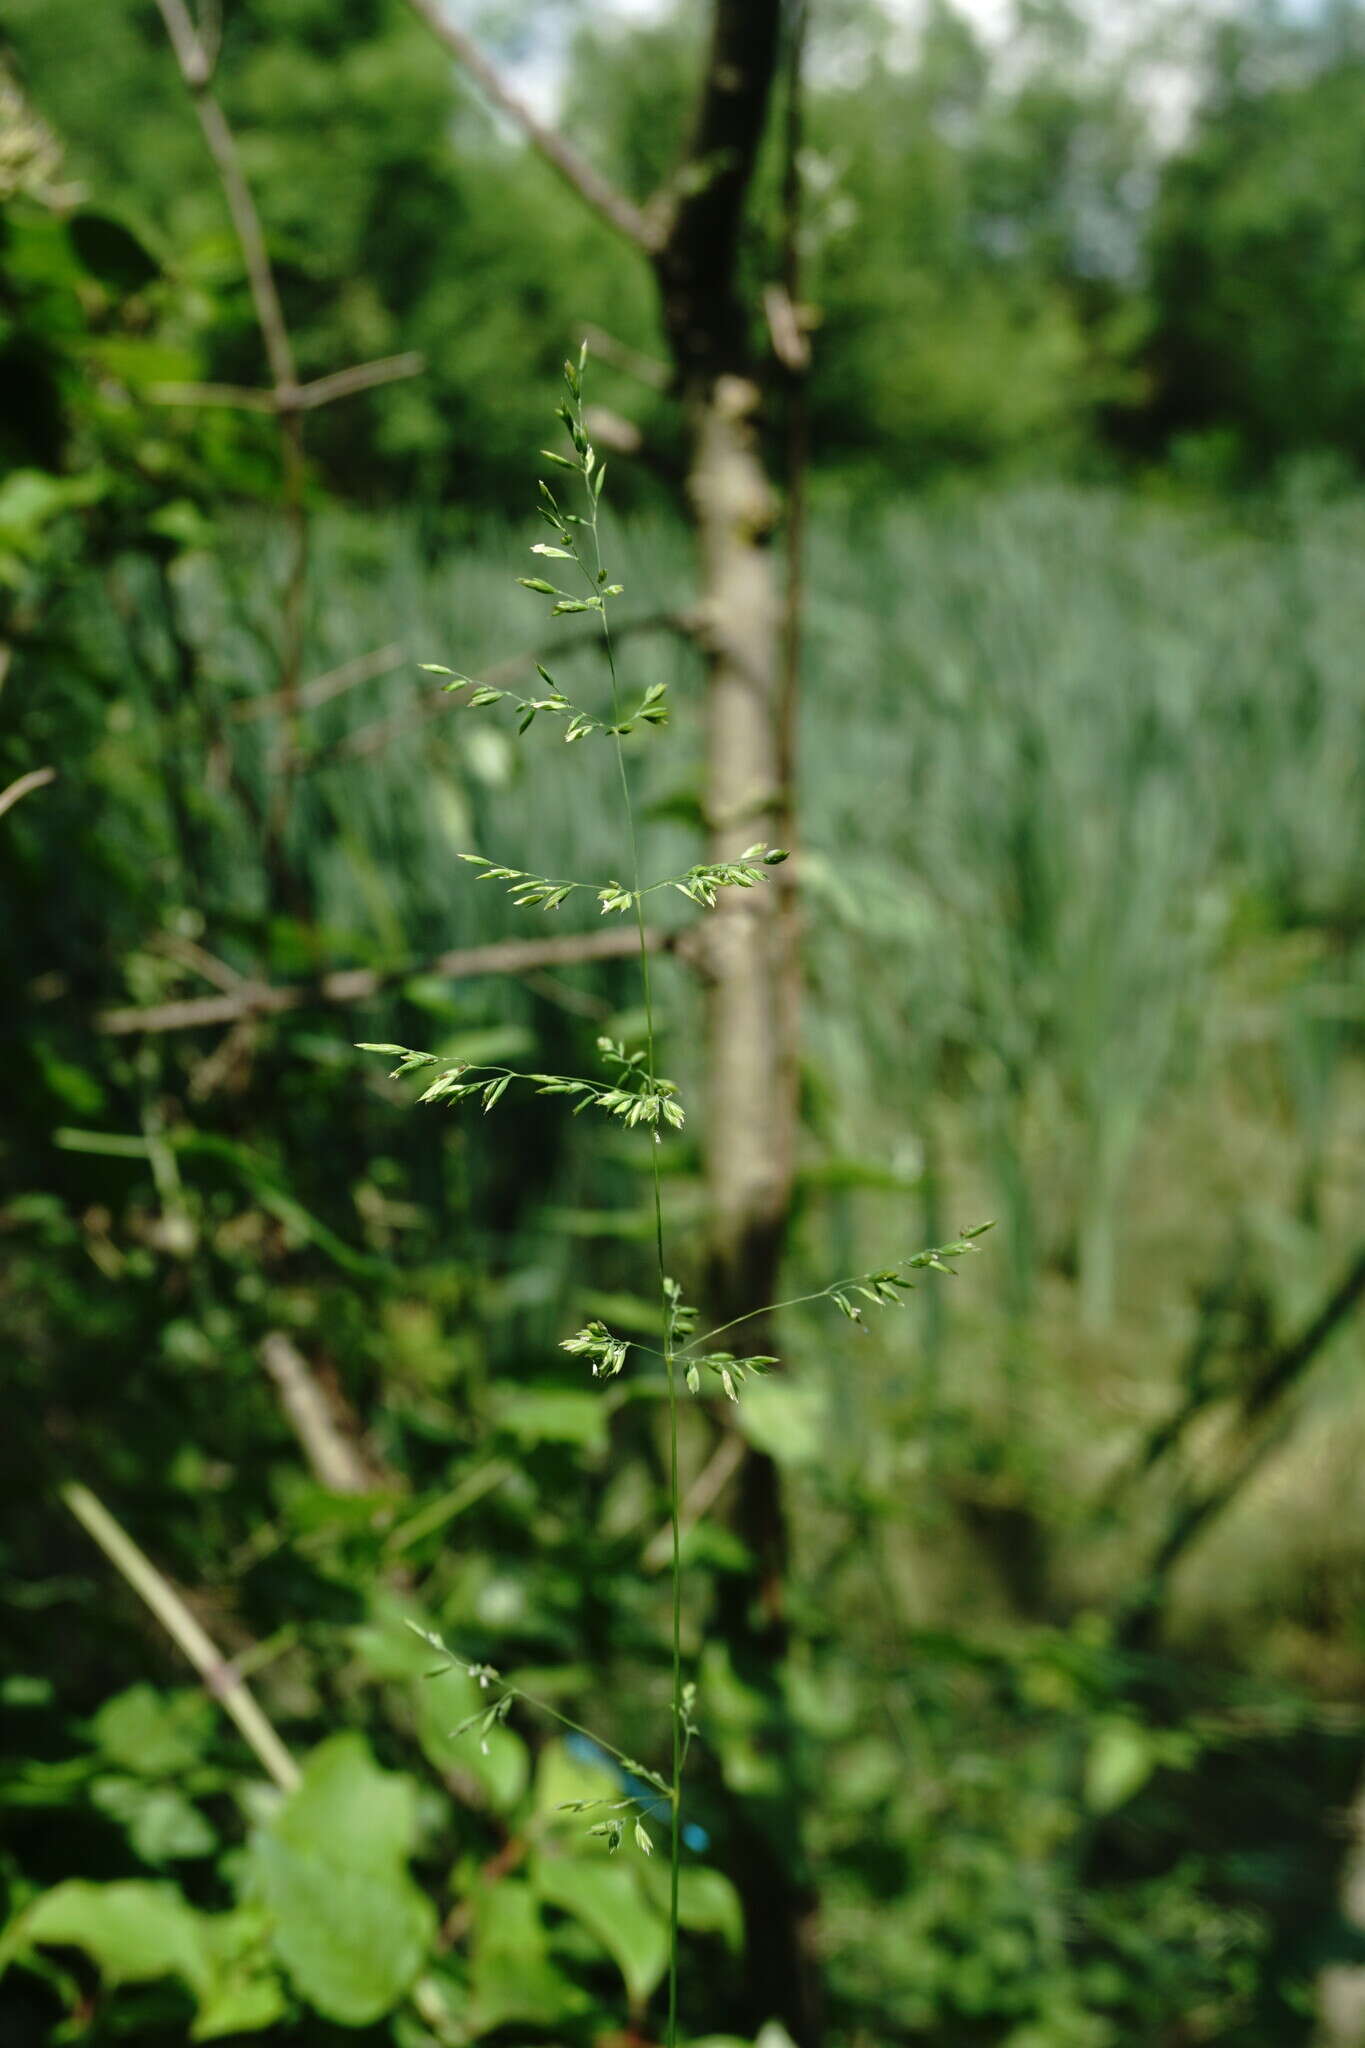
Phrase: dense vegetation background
[{"left": 2, "top": 2, "right": 1364, "bottom": 2044}]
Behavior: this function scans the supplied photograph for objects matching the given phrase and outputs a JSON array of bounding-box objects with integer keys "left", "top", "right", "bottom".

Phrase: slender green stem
[
  {"left": 685, "top": 1285, "right": 844, "bottom": 1353},
  {"left": 583, "top": 447, "right": 684, "bottom": 2048},
  {"left": 506, "top": 1682, "right": 672, "bottom": 1795}
]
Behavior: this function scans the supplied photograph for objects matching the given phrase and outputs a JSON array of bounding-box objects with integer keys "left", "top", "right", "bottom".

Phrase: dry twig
[{"left": 99, "top": 923, "right": 675, "bottom": 1036}]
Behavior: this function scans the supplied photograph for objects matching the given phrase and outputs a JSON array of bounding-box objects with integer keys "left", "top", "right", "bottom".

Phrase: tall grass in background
[{"left": 86, "top": 480, "right": 1365, "bottom": 1620}]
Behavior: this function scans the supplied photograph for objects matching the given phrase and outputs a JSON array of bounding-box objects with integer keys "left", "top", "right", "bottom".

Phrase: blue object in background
[{"left": 563, "top": 1730, "right": 711, "bottom": 1851}]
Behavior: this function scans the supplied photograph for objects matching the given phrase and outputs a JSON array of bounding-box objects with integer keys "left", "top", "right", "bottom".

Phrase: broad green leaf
[
  {"left": 89, "top": 1777, "right": 217, "bottom": 1862},
  {"left": 251, "top": 1841, "right": 432, "bottom": 2026},
  {"left": 469, "top": 1880, "right": 585, "bottom": 2031},
  {"left": 735, "top": 1377, "right": 826, "bottom": 1468},
  {"left": 536, "top": 1856, "right": 668, "bottom": 2003},
  {"left": 248, "top": 1733, "right": 436, "bottom": 2025},
  {"left": 347, "top": 1592, "right": 529, "bottom": 1805},
  {"left": 639, "top": 1861, "right": 745, "bottom": 1953},
  {"left": 192, "top": 1973, "right": 288, "bottom": 2041},
  {"left": 493, "top": 1385, "right": 609, "bottom": 1451},
  {"left": 348, "top": 1590, "right": 435, "bottom": 1681},
  {"left": 90, "top": 1685, "right": 214, "bottom": 1777},
  {"left": 22, "top": 1880, "right": 208, "bottom": 1990},
  {"left": 273, "top": 1730, "right": 417, "bottom": 1864},
  {"left": 415, "top": 1666, "right": 528, "bottom": 1812},
  {"left": 17, "top": 1885, "right": 282, "bottom": 2038},
  {"left": 191, "top": 1906, "right": 287, "bottom": 2040}
]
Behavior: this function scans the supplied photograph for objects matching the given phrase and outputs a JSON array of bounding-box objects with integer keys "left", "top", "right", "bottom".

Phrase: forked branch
[
  {"left": 62, "top": 1481, "right": 300, "bottom": 1793},
  {"left": 98, "top": 923, "right": 675, "bottom": 1036},
  {"left": 147, "top": 353, "right": 425, "bottom": 416},
  {"left": 399, "top": 0, "right": 657, "bottom": 252},
  {"left": 153, "top": 0, "right": 297, "bottom": 394}
]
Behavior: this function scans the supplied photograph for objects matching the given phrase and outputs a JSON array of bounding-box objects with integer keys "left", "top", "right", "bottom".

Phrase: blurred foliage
[
  {"left": 11, "top": 0, "right": 1365, "bottom": 501},
  {"left": 2, "top": 2, "right": 1365, "bottom": 2045},
  {"left": 1149, "top": 24, "right": 1365, "bottom": 477}
]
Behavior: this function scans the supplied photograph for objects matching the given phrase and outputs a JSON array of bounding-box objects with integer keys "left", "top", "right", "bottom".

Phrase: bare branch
[
  {"left": 584, "top": 405, "right": 681, "bottom": 490},
  {"left": 62, "top": 1481, "right": 300, "bottom": 1792},
  {"left": 400, "top": 0, "right": 657, "bottom": 252},
  {"left": 152, "top": 0, "right": 425, "bottom": 798},
  {"left": 0, "top": 764, "right": 56, "bottom": 820},
  {"left": 227, "top": 643, "right": 406, "bottom": 724},
  {"left": 1124, "top": 1246, "right": 1365, "bottom": 1641},
  {"left": 146, "top": 354, "right": 425, "bottom": 416},
  {"left": 187, "top": 1016, "right": 258, "bottom": 1103},
  {"left": 154, "top": 0, "right": 297, "bottom": 393},
  {"left": 762, "top": 281, "right": 811, "bottom": 373},
  {"left": 146, "top": 381, "right": 278, "bottom": 413},
  {"left": 642, "top": 1430, "right": 745, "bottom": 1572},
  {"left": 579, "top": 325, "right": 671, "bottom": 391},
  {"left": 583, "top": 404, "right": 645, "bottom": 458},
  {"left": 149, "top": 932, "right": 250, "bottom": 993},
  {"left": 152, "top": 0, "right": 306, "bottom": 824},
  {"left": 259, "top": 1331, "right": 375, "bottom": 1495},
  {"left": 289, "top": 352, "right": 427, "bottom": 412},
  {"left": 98, "top": 924, "right": 677, "bottom": 1037},
  {"left": 383, "top": 1459, "right": 512, "bottom": 1558}
]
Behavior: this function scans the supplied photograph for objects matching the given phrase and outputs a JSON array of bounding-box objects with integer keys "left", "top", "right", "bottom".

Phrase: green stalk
[{"left": 585, "top": 457, "right": 684, "bottom": 2048}]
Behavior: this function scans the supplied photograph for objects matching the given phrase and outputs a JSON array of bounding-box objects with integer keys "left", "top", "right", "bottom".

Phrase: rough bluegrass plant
[{"left": 359, "top": 347, "right": 989, "bottom": 2044}]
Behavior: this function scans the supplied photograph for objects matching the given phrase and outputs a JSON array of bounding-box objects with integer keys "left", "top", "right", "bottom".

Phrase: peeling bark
[
  {"left": 651, "top": 9, "right": 818, "bottom": 2032},
  {"left": 1319, "top": 1798, "right": 1365, "bottom": 2046}
]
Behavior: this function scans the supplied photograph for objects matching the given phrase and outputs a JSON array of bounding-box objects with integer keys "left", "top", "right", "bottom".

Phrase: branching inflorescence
[{"left": 359, "top": 347, "right": 989, "bottom": 2043}]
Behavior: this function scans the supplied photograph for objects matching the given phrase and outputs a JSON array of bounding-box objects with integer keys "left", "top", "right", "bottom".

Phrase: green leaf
[
  {"left": 192, "top": 1907, "right": 288, "bottom": 2041},
  {"left": 247, "top": 1734, "right": 436, "bottom": 2025},
  {"left": 639, "top": 1861, "right": 745, "bottom": 1953},
  {"left": 469, "top": 1881, "right": 585, "bottom": 2031},
  {"left": 536, "top": 1857, "right": 668, "bottom": 2003},
  {"left": 414, "top": 1667, "right": 528, "bottom": 1812},
  {"left": 493, "top": 1386, "right": 610, "bottom": 1451},
  {"left": 734, "top": 1377, "right": 826, "bottom": 1467},
  {"left": 192, "top": 1973, "right": 288, "bottom": 2042},
  {"left": 678, "top": 1868, "right": 744, "bottom": 1952},
  {"left": 13, "top": 1880, "right": 285, "bottom": 2041},
  {"left": 91, "top": 1684, "right": 214, "bottom": 1777},
  {"left": 23, "top": 1880, "right": 209, "bottom": 1990},
  {"left": 1085, "top": 1721, "right": 1157, "bottom": 1815},
  {"left": 349, "top": 1592, "right": 443, "bottom": 1680},
  {"left": 89, "top": 1777, "right": 217, "bottom": 1863}
]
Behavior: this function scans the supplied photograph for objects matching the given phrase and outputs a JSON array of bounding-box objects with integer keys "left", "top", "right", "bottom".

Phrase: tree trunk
[
  {"left": 685, "top": 369, "right": 821, "bottom": 2044},
  {"left": 650, "top": 5, "right": 817, "bottom": 2032},
  {"left": 1318, "top": 1781, "right": 1365, "bottom": 2045},
  {"left": 691, "top": 375, "right": 789, "bottom": 1307}
]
